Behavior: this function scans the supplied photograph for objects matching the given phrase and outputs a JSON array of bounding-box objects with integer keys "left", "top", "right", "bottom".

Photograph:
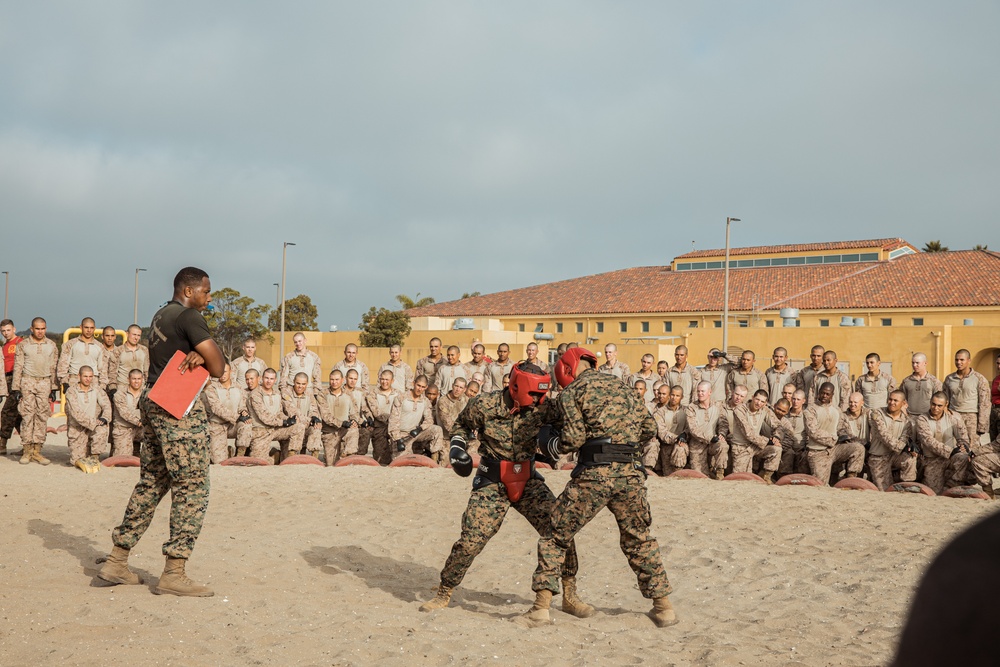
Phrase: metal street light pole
[
  {"left": 1, "top": 271, "right": 8, "bottom": 320},
  {"left": 273, "top": 283, "right": 280, "bottom": 312},
  {"left": 133, "top": 268, "right": 147, "bottom": 325},
  {"left": 279, "top": 242, "right": 296, "bottom": 362},
  {"left": 722, "top": 217, "right": 741, "bottom": 355}
]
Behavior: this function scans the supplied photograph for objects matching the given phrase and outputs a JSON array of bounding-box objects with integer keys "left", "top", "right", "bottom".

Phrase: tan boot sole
[{"left": 153, "top": 584, "right": 214, "bottom": 597}]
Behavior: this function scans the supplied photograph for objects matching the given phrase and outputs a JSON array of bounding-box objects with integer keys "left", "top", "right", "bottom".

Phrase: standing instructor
[{"left": 97, "top": 267, "right": 225, "bottom": 596}]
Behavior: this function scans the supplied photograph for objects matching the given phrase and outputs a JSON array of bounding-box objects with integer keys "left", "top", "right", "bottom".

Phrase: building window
[
  {"left": 535, "top": 323, "right": 543, "bottom": 332},
  {"left": 713, "top": 320, "right": 721, "bottom": 328},
  {"left": 820, "top": 319, "right": 830, "bottom": 327},
  {"left": 556, "top": 322, "right": 563, "bottom": 333},
  {"left": 619, "top": 322, "right": 627, "bottom": 333},
  {"left": 596, "top": 322, "right": 604, "bottom": 333},
  {"left": 882, "top": 318, "right": 892, "bottom": 327},
  {"left": 575, "top": 322, "right": 583, "bottom": 334},
  {"left": 737, "top": 319, "right": 749, "bottom": 328},
  {"left": 641, "top": 321, "right": 649, "bottom": 333},
  {"left": 765, "top": 320, "right": 774, "bottom": 328},
  {"left": 518, "top": 323, "right": 525, "bottom": 332},
  {"left": 663, "top": 321, "right": 672, "bottom": 333},
  {"left": 689, "top": 321, "right": 699, "bottom": 328},
  {"left": 912, "top": 318, "right": 923, "bottom": 326}
]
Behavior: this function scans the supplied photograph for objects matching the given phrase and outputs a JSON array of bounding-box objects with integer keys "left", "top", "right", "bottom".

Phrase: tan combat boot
[
  {"left": 235, "top": 446, "right": 247, "bottom": 457},
  {"left": 31, "top": 445, "right": 51, "bottom": 465},
  {"left": 153, "top": 557, "right": 214, "bottom": 597},
  {"left": 517, "top": 590, "right": 554, "bottom": 627},
  {"left": 761, "top": 470, "right": 774, "bottom": 485},
  {"left": 561, "top": 577, "right": 595, "bottom": 618},
  {"left": 97, "top": 546, "right": 142, "bottom": 585},
  {"left": 419, "top": 585, "right": 454, "bottom": 612},
  {"left": 846, "top": 471, "right": 860, "bottom": 478},
  {"left": 713, "top": 468, "right": 725, "bottom": 480},
  {"left": 20, "top": 444, "right": 33, "bottom": 465},
  {"left": 0, "top": 437, "right": 6, "bottom": 455},
  {"left": 648, "top": 596, "right": 679, "bottom": 627},
  {"left": 982, "top": 483, "right": 995, "bottom": 500}
]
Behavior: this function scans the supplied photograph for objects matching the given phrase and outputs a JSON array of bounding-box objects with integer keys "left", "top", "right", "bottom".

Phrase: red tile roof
[
  {"left": 408, "top": 250, "right": 1000, "bottom": 317},
  {"left": 674, "top": 238, "right": 914, "bottom": 260}
]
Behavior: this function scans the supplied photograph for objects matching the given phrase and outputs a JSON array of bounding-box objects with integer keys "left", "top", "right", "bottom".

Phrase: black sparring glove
[
  {"left": 97, "top": 417, "right": 108, "bottom": 426},
  {"left": 237, "top": 414, "right": 250, "bottom": 424},
  {"left": 47, "top": 390, "right": 56, "bottom": 403},
  {"left": 449, "top": 436, "right": 473, "bottom": 477},
  {"left": 710, "top": 435, "right": 720, "bottom": 444},
  {"left": 837, "top": 434, "right": 851, "bottom": 444},
  {"left": 10, "top": 390, "right": 21, "bottom": 401},
  {"left": 950, "top": 446, "right": 964, "bottom": 458},
  {"left": 409, "top": 427, "right": 422, "bottom": 437},
  {"left": 282, "top": 417, "right": 296, "bottom": 428},
  {"left": 341, "top": 420, "right": 352, "bottom": 429},
  {"left": 395, "top": 439, "right": 407, "bottom": 452},
  {"left": 310, "top": 416, "right": 321, "bottom": 427},
  {"left": 61, "top": 383, "right": 68, "bottom": 395},
  {"left": 678, "top": 433, "right": 689, "bottom": 445},
  {"left": 367, "top": 417, "right": 375, "bottom": 428},
  {"left": 537, "top": 424, "right": 561, "bottom": 462}
]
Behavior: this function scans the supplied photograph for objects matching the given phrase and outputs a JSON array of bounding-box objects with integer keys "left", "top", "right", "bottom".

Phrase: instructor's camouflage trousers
[
  {"left": 533, "top": 465, "right": 671, "bottom": 599},
  {"left": 439, "top": 477, "right": 578, "bottom": 589},
  {"left": 111, "top": 394, "right": 210, "bottom": 559}
]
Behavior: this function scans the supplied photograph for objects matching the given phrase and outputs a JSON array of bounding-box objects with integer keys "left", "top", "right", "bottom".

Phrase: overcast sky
[{"left": 1, "top": 2, "right": 997, "bottom": 332}]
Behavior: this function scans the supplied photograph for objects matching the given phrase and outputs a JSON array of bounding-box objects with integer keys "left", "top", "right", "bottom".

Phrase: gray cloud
[{"left": 0, "top": 1, "right": 996, "bottom": 331}]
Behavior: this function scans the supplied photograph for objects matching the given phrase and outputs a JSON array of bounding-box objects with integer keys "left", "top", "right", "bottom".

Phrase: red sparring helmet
[
  {"left": 554, "top": 347, "right": 599, "bottom": 388},
  {"left": 508, "top": 362, "right": 550, "bottom": 412}
]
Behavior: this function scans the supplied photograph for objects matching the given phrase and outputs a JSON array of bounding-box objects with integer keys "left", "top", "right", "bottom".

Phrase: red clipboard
[{"left": 147, "top": 351, "right": 211, "bottom": 419}]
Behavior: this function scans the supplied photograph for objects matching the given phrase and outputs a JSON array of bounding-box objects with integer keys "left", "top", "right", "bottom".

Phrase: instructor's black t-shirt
[{"left": 147, "top": 301, "right": 213, "bottom": 385}]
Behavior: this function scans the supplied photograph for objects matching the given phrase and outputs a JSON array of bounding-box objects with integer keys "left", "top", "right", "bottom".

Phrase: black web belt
[{"left": 577, "top": 437, "right": 640, "bottom": 465}]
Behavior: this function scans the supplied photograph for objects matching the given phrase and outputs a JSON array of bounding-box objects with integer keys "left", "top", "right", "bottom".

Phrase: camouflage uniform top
[
  {"left": 557, "top": 368, "right": 656, "bottom": 471},
  {"left": 451, "top": 390, "right": 560, "bottom": 462}
]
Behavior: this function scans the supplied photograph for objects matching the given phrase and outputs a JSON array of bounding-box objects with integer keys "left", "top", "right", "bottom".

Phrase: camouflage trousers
[
  {"left": 250, "top": 423, "right": 304, "bottom": 459},
  {"left": 17, "top": 376, "right": 52, "bottom": 446},
  {"left": 112, "top": 422, "right": 143, "bottom": 458},
  {"left": 779, "top": 446, "right": 809, "bottom": 476},
  {"left": 440, "top": 477, "right": 578, "bottom": 589},
  {"left": 286, "top": 423, "right": 322, "bottom": 456},
  {"left": 111, "top": 394, "right": 210, "bottom": 559},
  {"left": 868, "top": 452, "right": 917, "bottom": 491},
  {"left": 322, "top": 426, "right": 360, "bottom": 465},
  {"left": 807, "top": 443, "right": 865, "bottom": 486},
  {"left": 0, "top": 373, "right": 21, "bottom": 440},
  {"left": 533, "top": 465, "right": 671, "bottom": 599},
  {"left": 208, "top": 421, "right": 252, "bottom": 463},
  {"left": 731, "top": 443, "right": 781, "bottom": 474},
  {"left": 67, "top": 419, "right": 109, "bottom": 464},
  {"left": 355, "top": 425, "right": 373, "bottom": 457},
  {"left": 688, "top": 440, "right": 728, "bottom": 475},
  {"left": 956, "top": 412, "right": 985, "bottom": 450},
  {"left": 921, "top": 453, "right": 971, "bottom": 494},
  {"left": 971, "top": 451, "right": 1000, "bottom": 487},
  {"left": 390, "top": 426, "right": 444, "bottom": 460},
  {"left": 369, "top": 421, "right": 392, "bottom": 465}
]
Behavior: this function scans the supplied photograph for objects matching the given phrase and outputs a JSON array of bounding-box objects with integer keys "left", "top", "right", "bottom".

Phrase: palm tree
[
  {"left": 922, "top": 240, "right": 949, "bottom": 252},
  {"left": 973, "top": 244, "right": 989, "bottom": 251},
  {"left": 395, "top": 293, "right": 436, "bottom": 310}
]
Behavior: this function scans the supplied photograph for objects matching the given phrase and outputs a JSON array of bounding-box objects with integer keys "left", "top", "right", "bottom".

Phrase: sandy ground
[{"left": 1, "top": 420, "right": 995, "bottom": 667}]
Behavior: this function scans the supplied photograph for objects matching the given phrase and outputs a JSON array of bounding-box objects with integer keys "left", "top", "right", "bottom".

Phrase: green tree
[
  {"left": 922, "top": 240, "right": 948, "bottom": 252},
  {"left": 395, "top": 293, "right": 435, "bottom": 309},
  {"left": 359, "top": 307, "right": 411, "bottom": 347},
  {"left": 460, "top": 291, "right": 481, "bottom": 299},
  {"left": 205, "top": 288, "right": 272, "bottom": 359},
  {"left": 268, "top": 294, "right": 319, "bottom": 331},
  {"left": 973, "top": 244, "right": 989, "bottom": 251}
]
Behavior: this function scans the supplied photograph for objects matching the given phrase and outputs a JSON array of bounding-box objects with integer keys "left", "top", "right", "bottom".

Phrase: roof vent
[
  {"left": 840, "top": 316, "right": 855, "bottom": 327},
  {"left": 779, "top": 308, "right": 799, "bottom": 327}
]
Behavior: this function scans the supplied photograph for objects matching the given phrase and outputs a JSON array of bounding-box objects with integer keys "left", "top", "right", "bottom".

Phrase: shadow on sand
[
  {"left": 302, "top": 544, "right": 532, "bottom": 617},
  {"left": 26, "top": 519, "right": 157, "bottom": 589}
]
